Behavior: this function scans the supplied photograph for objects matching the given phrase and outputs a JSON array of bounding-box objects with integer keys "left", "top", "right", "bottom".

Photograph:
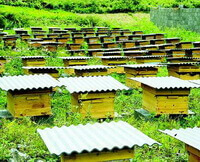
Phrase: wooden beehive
[
  {"left": 142, "top": 34, "right": 155, "bottom": 40},
  {"left": 47, "top": 33, "right": 60, "bottom": 38},
  {"left": 123, "top": 50, "right": 147, "bottom": 57},
  {"left": 110, "top": 31, "right": 122, "bottom": 36},
  {"left": 54, "top": 37, "right": 70, "bottom": 43},
  {"left": 133, "top": 31, "right": 144, "bottom": 35},
  {"left": 3, "top": 36, "right": 18, "bottom": 48},
  {"left": 115, "top": 35, "right": 128, "bottom": 41},
  {"left": 59, "top": 76, "right": 129, "bottom": 118},
  {"left": 167, "top": 62, "right": 200, "bottom": 80},
  {"left": 85, "top": 37, "right": 99, "bottom": 44},
  {"left": 23, "top": 66, "right": 63, "bottom": 79},
  {"left": 84, "top": 32, "right": 96, "bottom": 37},
  {"left": 124, "top": 64, "right": 162, "bottom": 88},
  {"left": 135, "top": 40, "right": 150, "bottom": 46},
  {"left": 165, "top": 38, "right": 180, "bottom": 44},
  {"left": 87, "top": 49, "right": 104, "bottom": 56},
  {"left": 0, "top": 74, "right": 60, "bottom": 117},
  {"left": 100, "top": 36, "right": 114, "bottom": 43},
  {"left": 141, "top": 45, "right": 158, "bottom": 51},
  {"left": 48, "top": 27, "right": 61, "bottom": 33},
  {"left": 33, "top": 34, "right": 46, "bottom": 38},
  {"left": 59, "top": 33, "right": 70, "bottom": 37},
  {"left": 72, "top": 37, "right": 85, "bottom": 44},
  {"left": 88, "top": 43, "right": 102, "bottom": 49},
  {"left": 72, "top": 65, "right": 115, "bottom": 77},
  {"left": 150, "top": 39, "right": 165, "bottom": 45},
  {"left": 154, "top": 33, "right": 165, "bottom": 39},
  {"left": 130, "top": 76, "right": 197, "bottom": 115},
  {"left": 0, "top": 57, "right": 6, "bottom": 74},
  {"left": 120, "top": 41, "right": 136, "bottom": 48},
  {"left": 66, "top": 43, "right": 82, "bottom": 50},
  {"left": 186, "top": 48, "right": 200, "bottom": 57},
  {"left": 42, "top": 42, "right": 64, "bottom": 52},
  {"left": 176, "top": 42, "right": 193, "bottom": 49},
  {"left": 166, "top": 49, "right": 187, "bottom": 57},
  {"left": 128, "top": 35, "right": 142, "bottom": 40},
  {"left": 102, "top": 42, "right": 118, "bottom": 48},
  {"left": 38, "top": 121, "right": 159, "bottom": 162},
  {"left": 21, "top": 56, "right": 46, "bottom": 67},
  {"left": 71, "top": 32, "right": 83, "bottom": 37},
  {"left": 158, "top": 43, "right": 176, "bottom": 50},
  {"left": 7, "top": 88, "right": 52, "bottom": 117},
  {"left": 161, "top": 127, "right": 200, "bottom": 162},
  {"left": 148, "top": 50, "right": 166, "bottom": 56},
  {"left": 131, "top": 55, "right": 165, "bottom": 64},
  {"left": 100, "top": 56, "right": 128, "bottom": 73},
  {"left": 67, "top": 49, "right": 86, "bottom": 56}
]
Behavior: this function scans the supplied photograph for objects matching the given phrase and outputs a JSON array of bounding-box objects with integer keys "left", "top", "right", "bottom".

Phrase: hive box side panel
[
  {"left": 61, "top": 149, "right": 134, "bottom": 162},
  {"left": 186, "top": 145, "right": 200, "bottom": 162},
  {"left": 9, "top": 89, "right": 52, "bottom": 117}
]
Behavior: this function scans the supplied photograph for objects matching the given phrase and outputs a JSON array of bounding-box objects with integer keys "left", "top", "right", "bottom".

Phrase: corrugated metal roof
[
  {"left": 166, "top": 57, "right": 200, "bottom": 60},
  {"left": 20, "top": 56, "right": 48, "bottom": 59},
  {"left": 160, "top": 127, "right": 200, "bottom": 150},
  {"left": 59, "top": 76, "right": 129, "bottom": 93},
  {"left": 128, "top": 76, "right": 200, "bottom": 89},
  {"left": 134, "top": 55, "right": 166, "bottom": 58},
  {"left": 23, "top": 66, "right": 68, "bottom": 70},
  {"left": 120, "top": 64, "right": 164, "bottom": 68},
  {"left": 37, "top": 121, "right": 160, "bottom": 156},
  {"left": 123, "top": 50, "right": 148, "bottom": 54},
  {"left": 66, "top": 65, "right": 116, "bottom": 70},
  {"left": 165, "top": 62, "right": 200, "bottom": 65},
  {"left": 0, "top": 74, "right": 61, "bottom": 91},
  {"left": 188, "top": 80, "right": 200, "bottom": 85},
  {"left": 98, "top": 56, "right": 128, "bottom": 59},
  {"left": 59, "top": 57, "right": 91, "bottom": 60}
]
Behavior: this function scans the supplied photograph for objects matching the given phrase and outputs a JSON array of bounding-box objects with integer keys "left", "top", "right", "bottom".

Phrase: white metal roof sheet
[
  {"left": 128, "top": 76, "right": 200, "bottom": 89},
  {"left": 59, "top": 57, "right": 91, "bottom": 60},
  {"left": 59, "top": 76, "right": 129, "bottom": 93},
  {"left": 120, "top": 64, "right": 164, "bottom": 68},
  {"left": 160, "top": 127, "right": 200, "bottom": 150},
  {"left": 66, "top": 65, "right": 116, "bottom": 70},
  {"left": 23, "top": 66, "right": 68, "bottom": 70},
  {"left": 37, "top": 121, "right": 160, "bottom": 156},
  {"left": 0, "top": 74, "right": 61, "bottom": 91}
]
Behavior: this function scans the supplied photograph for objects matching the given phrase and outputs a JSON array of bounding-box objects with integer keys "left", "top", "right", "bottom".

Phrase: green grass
[{"left": 0, "top": 6, "right": 200, "bottom": 161}]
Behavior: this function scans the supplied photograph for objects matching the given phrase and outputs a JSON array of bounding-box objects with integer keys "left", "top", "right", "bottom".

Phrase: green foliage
[{"left": 1, "top": 0, "right": 200, "bottom": 13}]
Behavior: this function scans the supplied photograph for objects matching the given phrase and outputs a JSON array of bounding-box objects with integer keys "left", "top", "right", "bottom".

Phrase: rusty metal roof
[
  {"left": 37, "top": 121, "right": 160, "bottom": 156},
  {"left": 120, "top": 64, "right": 164, "bottom": 68},
  {"left": 0, "top": 74, "right": 61, "bottom": 91},
  {"left": 59, "top": 76, "right": 129, "bottom": 93},
  {"left": 128, "top": 76, "right": 200, "bottom": 89},
  {"left": 66, "top": 65, "right": 116, "bottom": 70},
  {"left": 160, "top": 127, "right": 200, "bottom": 150},
  {"left": 59, "top": 57, "right": 91, "bottom": 60}
]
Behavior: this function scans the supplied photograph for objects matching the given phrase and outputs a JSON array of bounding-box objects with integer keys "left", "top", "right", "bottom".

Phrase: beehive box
[
  {"left": 123, "top": 50, "right": 148, "bottom": 57},
  {"left": 99, "top": 56, "right": 128, "bottom": 73},
  {"left": 0, "top": 74, "right": 61, "bottom": 117},
  {"left": 84, "top": 32, "right": 96, "bottom": 37},
  {"left": 128, "top": 35, "right": 142, "bottom": 40},
  {"left": 72, "top": 37, "right": 85, "bottom": 44},
  {"left": 21, "top": 56, "right": 47, "bottom": 67},
  {"left": 130, "top": 76, "right": 198, "bottom": 115},
  {"left": 88, "top": 43, "right": 102, "bottom": 49},
  {"left": 176, "top": 42, "right": 193, "bottom": 49},
  {"left": 85, "top": 37, "right": 99, "bottom": 44},
  {"left": 133, "top": 31, "right": 144, "bottom": 34},
  {"left": 67, "top": 49, "right": 86, "bottom": 56},
  {"left": 60, "top": 56, "right": 91, "bottom": 67},
  {"left": 110, "top": 31, "right": 122, "bottom": 36},
  {"left": 166, "top": 57, "right": 198, "bottom": 63},
  {"left": 71, "top": 32, "right": 83, "bottom": 37},
  {"left": 54, "top": 37, "right": 70, "bottom": 43},
  {"left": 59, "top": 76, "right": 129, "bottom": 118},
  {"left": 167, "top": 62, "right": 200, "bottom": 80},
  {"left": 186, "top": 48, "right": 200, "bottom": 57},
  {"left": 67, "top": 65, "right": 116, "bottom": 77},
  {"left": 59, "top": 33, "right": 70, "bottom": 37},
  {"left": 120, "top": 41, "right": 136, "bottom": 48},
  {"left": 141, "top": 45, "right": 158, "bottom": 51},
  {"left": 123, "top": 64, "right": 163, "bottom": 88},
  {"left": 3, "top": 36, "right": 18, "bottom": 48},
  {"left": 0, "top": 56, "right": 7, "bottom": 74},
  {"left": 47, "top": 33, "right": 60, "bottom": 38},
  {"left": 165, "top": 37, "right": 180, "bottom": 44},
  {"left": 42, "top": 42, "right": 64, "bottom": 52},
  {"left": 166, "top": 49, "right": 187, "bottom": 57},
  {"left": 150, "top": 39, "right": 165, "bottom": 45},
  {"left": 123, "top": 47, "right": 141, "bottom": 52},
  {"left": 135, "top": 40, "right": 150, "bottom": 46},
  {"left": 66, "top": 43, "right": 82, "bottom": 50},
  {"left": 33, "top": 34, "right": 46, "bottom": 38},
  {"left": 158, "top": 43, "right": 176, "bottom": 50},
  {"left": 116, "top": 35, "right": 128, "bottom": 41},
  {"left": 31, "top": 27, "right": 43, "bottom": 31},
  {"left": 131, "top": 55, "right": 165, "bottom": 64},
  {"left": 87, "top": 49, "right": 104, "bottom": 56},
  {"left": 48, "top": 27, "right": 61, "bottom": 33},
  {"left": 100, "top": 36, "right": 115, "bottom": 43},
  {"left": 154, "top": 33, "right": 165, "bottom": 39},
  {"left": 20, "top": 34, "right": 31, "bottom": 40},
  {"left": 38, "top": 121, "right": 159, "bottom": 162},
  {"left": 102, "top": 42, "right": 118, "bottom": 48},
  {"left": 142, "top": 34, "right": 156, "bottom": 40},
  {"left": 15, "top": 30, "right": 28, "bottom": 35},
  {"left": 147, "top": 50, "right": 166, "bottom": 56},
  {"left": 23, "top": 66, "right": 66, "bottom": 79},
  {"left": 161, "top": 128, "right": 200, "bottom": 162}
]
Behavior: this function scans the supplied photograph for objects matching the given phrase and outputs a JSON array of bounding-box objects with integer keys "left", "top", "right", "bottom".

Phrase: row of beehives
[
  {"left": 0, "top": 28, "right": 181, "bottom": 51},
  {"left": 0, "top": 73, "right": 199, "bottom": 161}
]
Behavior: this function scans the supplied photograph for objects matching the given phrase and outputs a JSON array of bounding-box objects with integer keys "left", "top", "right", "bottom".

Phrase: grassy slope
[{"left": 0, "top": 5, "right": 200, "bottom": 161}]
